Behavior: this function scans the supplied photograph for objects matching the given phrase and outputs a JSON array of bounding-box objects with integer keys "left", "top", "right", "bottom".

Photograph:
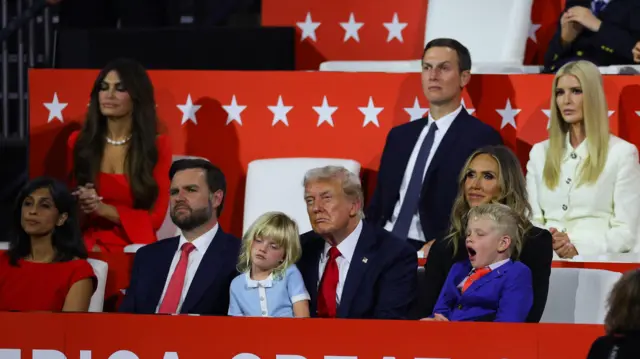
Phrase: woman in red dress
[
  {"left": 68, "top": 58, "right": 172, "bottom": 252},
  {"left": 0, "top": 177, "right": 96, "bottom": 312}
]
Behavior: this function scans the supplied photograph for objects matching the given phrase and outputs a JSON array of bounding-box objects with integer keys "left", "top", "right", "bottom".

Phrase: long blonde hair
[
  {"left": 447, "top": 145, "right": 532, "bottom": 256},
  {"left": 237, "top": 212, "right": 302, "bottom": 278},
  {"left": 544, "top": 60, "right": 610, "bottom": 189}
]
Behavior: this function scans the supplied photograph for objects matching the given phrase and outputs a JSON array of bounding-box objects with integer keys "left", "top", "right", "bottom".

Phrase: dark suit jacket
[
  {"left": 366, "top": 109, "right": 503, "bottom": 242},
  {"left": 433, "top": 259, "right": 533, "bottom": 322},
  {"left": 587, "top": 332, "right": 640, "bottom": 359},
  {"left": 297, "top": 221, "right": 417, "bottom": 319},
  {"left": 544, "top": 0, "right": 640, "bottom": 72},
  {"left": 119, "top": 228, "right": 240, "bottom": 315},
  {"left": 422, "top": 226, "right": 553, "bottom": 322}
]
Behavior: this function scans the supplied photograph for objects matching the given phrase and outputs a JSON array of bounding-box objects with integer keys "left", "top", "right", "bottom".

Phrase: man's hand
[
  {"left": 419, "top": 239, "right": 436, "bottom": 259},
  {"left": 560, "top": 11, "right": 584, "bottom": 46},
  {"left": 566, "top": 6, "right": 602, "bottom": 32}
]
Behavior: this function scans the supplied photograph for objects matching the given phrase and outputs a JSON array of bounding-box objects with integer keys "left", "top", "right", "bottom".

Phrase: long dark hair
[
  {"left": 7, "top": 177, "right": 88, "bottom": 266},
  {"left": 72, "top": 58, "right": 160, "bottom": 210}
]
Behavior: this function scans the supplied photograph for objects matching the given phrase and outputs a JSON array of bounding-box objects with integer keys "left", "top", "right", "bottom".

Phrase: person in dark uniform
[
  {"left": 543, "top": 0, "right": 640, "bottom": 73},
  {"left": 586, "top": 269, "right": 640, "bottom": 359}
]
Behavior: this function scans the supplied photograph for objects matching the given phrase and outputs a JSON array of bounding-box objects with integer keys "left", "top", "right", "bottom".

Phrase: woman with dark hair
[
  {"left": 586, "top": 270, "right": 640, "bottom": 359},
  {"left": 67, "top": 58, "right": 172, "bottom": 252},
  {"left": 420, "top": 145, "right": 553, "bottom": 322},
  {"left": 0, "top": 177, "right": 96, "bottom": 312}
]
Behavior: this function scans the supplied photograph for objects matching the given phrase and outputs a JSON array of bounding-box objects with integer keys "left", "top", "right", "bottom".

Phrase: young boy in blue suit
[{"left": 426, "top": 203, "right": 533, "bottom": 322}]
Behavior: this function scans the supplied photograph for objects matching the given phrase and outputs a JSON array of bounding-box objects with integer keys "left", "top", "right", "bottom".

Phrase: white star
[
  {"left": 177, "top": 94, "right": 201, "bottom": 125},
  {"left": 358, "top": 97, "right": 384, "bottom": 127},
  {"left": 296, "top": 12, "right": 321, "bottom": 42},
  {"left": 404, "top": 97, "right": 428, "bottom": 121},
  {"left": 496, "top": 99, "right": 521, "bottom": 129},
  {"left": 529, "top": 23, "right": 542, "bottom": 43},
  {"left": 222, "top": 95, "right": 246, "bottom": 126},
  {"left": 542, "top": 109, "right": 552, "bottom": 129},
  {"left": 312, "top": 96, "right": 338, "bottom": 127},
  {"left": 340, "top": 13, "right": 364, "bottom": 42},
  {"left": 461, "top": 98, "right": 475, "bottom": 115},
  {"left": 383, "top": 13, "right": 408, "bottom": 43},
  {"left": 268, "top": 96, "right": 293, "bottom": 127},
  {"left": 43, "top": 93, "right": 68, "bottom": 123}
]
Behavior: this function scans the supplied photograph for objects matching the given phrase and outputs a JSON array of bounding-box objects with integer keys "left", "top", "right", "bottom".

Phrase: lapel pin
[{"left": 362, "top": 257, "right": 368, "bottom": 263}]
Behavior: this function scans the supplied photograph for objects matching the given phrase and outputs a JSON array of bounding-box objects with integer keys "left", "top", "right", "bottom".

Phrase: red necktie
[
  {"left": 158, "top": 242, "right": 196, "bottom": 314},
  {"left": 317, "top": 246, "right": 341, "bottom": 318},
  {"left": 462, "top": 267, "right": 491, "bottom": 293}
]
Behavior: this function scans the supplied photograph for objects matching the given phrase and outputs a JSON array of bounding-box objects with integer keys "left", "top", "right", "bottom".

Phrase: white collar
[
  {"left": 427, "top": 104, "right": 462, "bottom": 133},
  {"left": 245, "top": 272, "right": 274, "bottom": 288},
  {"left": 488, "top": 258, "right": 510, "bottom": 271},
  {"left": 323, "top": 220, "right": 363, "bottom": 263},
  {"left": 177, "top": 223, "right": 219, "bottom": 254}
]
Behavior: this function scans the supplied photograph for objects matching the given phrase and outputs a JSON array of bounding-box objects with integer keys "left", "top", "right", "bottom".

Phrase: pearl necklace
[{"left": 106, "top": 135, "right": 132, "bottom": 146}]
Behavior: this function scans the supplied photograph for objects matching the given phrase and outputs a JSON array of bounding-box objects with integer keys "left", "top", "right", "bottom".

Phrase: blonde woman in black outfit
[{"left": 421, "top": 145, "right": 553, "bottom": 322}]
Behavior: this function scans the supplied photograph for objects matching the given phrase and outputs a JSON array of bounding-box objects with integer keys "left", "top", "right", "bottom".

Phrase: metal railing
[{"left": 1, "top": 0, "right": 51, "bottom": 140}]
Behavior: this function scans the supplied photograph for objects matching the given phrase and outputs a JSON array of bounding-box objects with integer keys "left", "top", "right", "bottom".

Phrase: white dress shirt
[
  {"left": 384, "top": 105, "right": 462, "bottom": 242},
  {"left": 155, "top": 223, "right": 219, "bottom": 313},
  {"left": 526, "top": 134, "right": 640, "bottom": 255},
  {"left": 317, "top": 220, "right": 363, "bottom": 304}
]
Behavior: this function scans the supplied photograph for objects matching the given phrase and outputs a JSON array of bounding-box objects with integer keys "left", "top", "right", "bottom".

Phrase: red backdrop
[
  {"left": 261, "top": 0, "right": 566, "bottom": 69},
  {"left": 29, "top": 70, "right": 640, "bottom": 238},
  {"left": 0, "top": 312, "right": 603, "bottom": 359}
]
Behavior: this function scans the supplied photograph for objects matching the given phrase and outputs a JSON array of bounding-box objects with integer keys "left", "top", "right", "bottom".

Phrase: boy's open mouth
[{"left": 467, "top": 246, "right": 477, "bottom": 260}]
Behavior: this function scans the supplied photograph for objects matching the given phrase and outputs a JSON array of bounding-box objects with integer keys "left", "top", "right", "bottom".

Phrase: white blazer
[{"left": 526, "top": 134, "right": 640, "bottom": 255}]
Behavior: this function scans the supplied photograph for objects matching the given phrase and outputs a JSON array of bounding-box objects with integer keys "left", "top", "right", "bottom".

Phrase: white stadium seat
[
  {"left": 243, "top": 158, "right": 361, "bottom": 235},
  {"left": 320, "top": 0, "right": 539, "bottom": 74},
  {"left": 540, "top": 268, "right": 621, "bottom": 324},
  {"left": 87, "top": 258, "right": 108, "bottom": 312}
]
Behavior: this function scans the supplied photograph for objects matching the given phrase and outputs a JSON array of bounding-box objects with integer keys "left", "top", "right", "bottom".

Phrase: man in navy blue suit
[
  {"left": 366, "top": 38, "right": 503, "bottom": 255},
  {"left": 297, "top": 166, "right": 417, "bottom": 319},
  {"left": 120, "top": 159, "right": 240, "bottom": 315}
]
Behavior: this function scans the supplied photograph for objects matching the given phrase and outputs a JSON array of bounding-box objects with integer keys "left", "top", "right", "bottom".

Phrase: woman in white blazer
[{"left": 526, "top": 60, "right": 640, "bottom": 259}]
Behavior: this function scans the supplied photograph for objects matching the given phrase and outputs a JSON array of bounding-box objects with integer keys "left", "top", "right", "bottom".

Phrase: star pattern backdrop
[
  {"left": 30, "top": 69, "right": 640, "bottom": 237},
  {"left": 262, "top": 0, "right": 566, "bottom": 69}
]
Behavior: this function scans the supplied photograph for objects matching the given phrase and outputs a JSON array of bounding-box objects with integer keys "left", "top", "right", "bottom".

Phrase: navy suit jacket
[
  {"left": 297, "top": 221, "right": 417, "bottom": 319},
  {"left": 366, "top": 109, "right": 503, "bottom": 241},
  {"left": 544, "top": 0, "right": 640, "bottom": 72},
  {"left": 119, "top": 228, "right": 240, "bottom": 315},
  {"left": 433, "top": 259, "right": 533, "bottom": 322}
]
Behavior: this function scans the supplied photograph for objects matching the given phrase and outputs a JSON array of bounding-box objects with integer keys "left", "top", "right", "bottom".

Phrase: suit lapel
[
  {"left": 148, "top": 238, "right": 179, "bottom": 312},
  {"left": 306, "top": 237, "right": 324, "bottom": 316},
  {"left": 180, "top": 230, "right": 228, "bottom": 312},
  {"left": 337, "top": 223, "right": 377, "bottom": 318},
  {"left": 466, "top": 261, "right": 512, "bottom": 294},
  {"left": 421, "top": 109, "right": 469, "bottom": 193}
]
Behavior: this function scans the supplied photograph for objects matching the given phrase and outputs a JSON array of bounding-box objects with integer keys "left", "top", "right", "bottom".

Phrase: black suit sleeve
[
  {"left": 521, "top": 228, "right": 553, "bottom": 323},
  {"left": 422, "top": 239, "right": 455, "bottom": 317},
  {"left": 589, "top": 8, "right": 640, "bottom": 63},
  {"left": 365, "top": 129, "right": 395, "bottom": 222},
  {"left": 374, "top": 243, "right": 418, "bottom": 319},
  {"left": 544, "top": 16, "right": 575, "bottom": 70},
  {"left": 119, "top": 249, "right": 144, "bottom": 313}
]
